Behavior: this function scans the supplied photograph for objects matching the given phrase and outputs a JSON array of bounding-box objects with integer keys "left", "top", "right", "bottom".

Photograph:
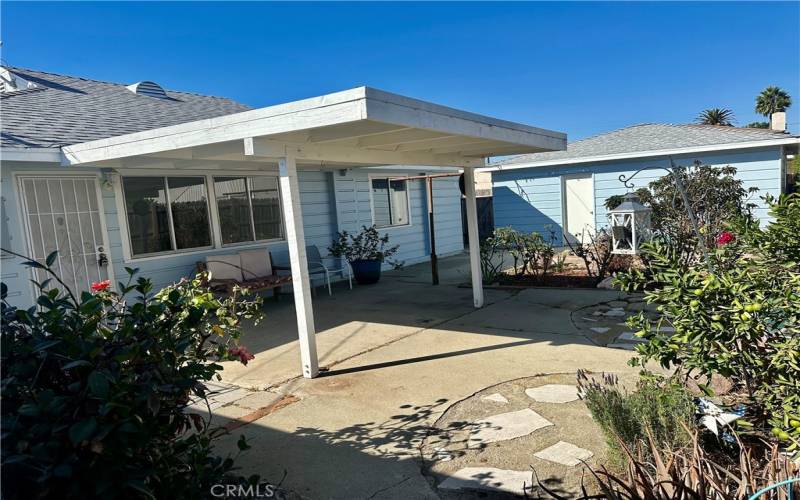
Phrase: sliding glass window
[
  {"left": 122, "top": 176, "right": 212, "bottom": 256},
  {"left": 214, "top": 176, "right": 283, "bottom": 245}
]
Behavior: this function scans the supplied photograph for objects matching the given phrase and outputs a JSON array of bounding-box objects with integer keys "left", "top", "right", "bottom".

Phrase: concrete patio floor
[{"left": 212, "top": 254, "right": 643, "bottom": 499}]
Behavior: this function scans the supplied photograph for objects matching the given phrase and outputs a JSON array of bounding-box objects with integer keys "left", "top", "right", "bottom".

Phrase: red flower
[
  {"left": 716, "top": 231, "right": 736, "bottom": 246},
  {"left": 90, "top": 280, "right": 111, "bottom": 292},
  {"left": 228, "top": 346, "right": 255, "bottom": 366}
]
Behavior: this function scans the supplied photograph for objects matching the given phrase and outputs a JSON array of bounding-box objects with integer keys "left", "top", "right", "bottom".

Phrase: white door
[
  {"left": 563, "top": 174, "right": 595, "bottom": 244},
  {"left": 18, "top": 176, "right": 112, "bottom": 297}
]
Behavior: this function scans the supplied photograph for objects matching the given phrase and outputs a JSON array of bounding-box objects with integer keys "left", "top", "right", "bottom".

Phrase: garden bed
[{"left": 495, "top": 268, "right": 598, "bottom": 288}]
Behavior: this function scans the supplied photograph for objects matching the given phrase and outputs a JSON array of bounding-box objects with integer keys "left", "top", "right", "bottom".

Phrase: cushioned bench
[{"left": 196, "top": 248, "right": 291, "bottom": 299}]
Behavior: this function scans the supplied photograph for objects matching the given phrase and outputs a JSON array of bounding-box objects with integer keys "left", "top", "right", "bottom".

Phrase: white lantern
[{"left": 608, "top": 193, "right": 652, "bottom": 255}]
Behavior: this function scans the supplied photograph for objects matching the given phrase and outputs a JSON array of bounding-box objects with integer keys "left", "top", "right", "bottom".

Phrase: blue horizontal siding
[
  {"left": 493, "top": 146, "right": 784, "bottom": 243},
  {"left": 2, "top": 163, "right": 463, "bottom": 308}
]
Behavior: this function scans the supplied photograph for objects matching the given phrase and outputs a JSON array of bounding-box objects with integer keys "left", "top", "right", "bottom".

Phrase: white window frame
[
  {"left": 368, "top": 174, "right": 413, "bottom": 229},
  {"left": 118, "top": 174, "right": 214, "bottom": 259},
  {"left": 114, "top": 170, "right": 285, "bottom": 262},
  {"left": 211, "top": 175, "right": 285, "bottom": 248}
]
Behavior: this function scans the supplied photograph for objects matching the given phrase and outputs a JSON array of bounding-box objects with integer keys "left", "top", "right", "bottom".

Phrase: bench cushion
[
  {"left": 240, "top": 248, "right": 272, "bottom": 279},
  {"left": 206, "top": 254, "right": 243, "bottom": 281}
]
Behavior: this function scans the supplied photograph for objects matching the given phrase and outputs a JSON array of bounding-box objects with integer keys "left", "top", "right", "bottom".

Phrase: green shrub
[
  {"left": 577, "top": 370, "right": 695, "bottom": 469},
  {"left": 328, "top": 225, "right": 402, "bottom": 267},
  {"left": 494, "top": 226, "right": 557, "bottom": 281},
  {"left": 635, "top": 162, "right": 757, "bottom": 268},
  {"left": 1, "top": 255, "right": 264, "bottom": 499},
  {"left": 563, "top": 228, "right": 616, "bottom": 285},
  {"left": 614, "top": 194, "right": 800, "bottom": 452}
]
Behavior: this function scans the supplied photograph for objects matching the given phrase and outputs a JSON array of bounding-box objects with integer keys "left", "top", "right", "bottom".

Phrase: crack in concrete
[{"left": 364, "top": 476, "right": 412, "bottom": 500}]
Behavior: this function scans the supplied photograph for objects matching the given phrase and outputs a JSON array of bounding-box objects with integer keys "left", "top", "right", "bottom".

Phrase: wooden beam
[
  {"left": 244, "top": 137, "right": 485, "bottom": 167},
  {"left": 278, "top": 154, "right": 319, "bottom": 379},
  {"left": 357, "top": 129, "right": 453, "bottom": 149},
  {"left": 306, "top": 122, "right": 406, "bottom": 144},
  {"left": 395, "top": 137, "right": 491, "bottom": 153},
  {"left": 463, "top": 167, "right": 484, "bottom": 308}
]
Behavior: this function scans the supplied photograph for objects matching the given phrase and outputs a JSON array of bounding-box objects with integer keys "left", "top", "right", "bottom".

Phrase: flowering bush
[
  {"left": 615, "top": 194, "right": 800, "bottom": 451},
  {"left": 1, "top": 254, "right": 264, "bottom": 498},
  {"left": 328, "top": 225, "right": 401, "bottom": 267},
  {"left": 635, "top": 162, "right": 757, "bottom": 268}
]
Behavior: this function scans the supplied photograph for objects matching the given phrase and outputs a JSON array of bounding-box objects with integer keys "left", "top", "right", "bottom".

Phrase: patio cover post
[
  {"left": 462, "top": 166, "right": 484, "bottom": 308},
  {"left": 278, "top": 155, "right": 319, "bottom": 378}
]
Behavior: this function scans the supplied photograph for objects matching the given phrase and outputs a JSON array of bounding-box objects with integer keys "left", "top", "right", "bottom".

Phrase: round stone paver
[
  {"left": 422, "top": 373, "right": 617, "bottom": 498},
  {"left": 525, "top": 384, "right": 580, "bottom": 403}
]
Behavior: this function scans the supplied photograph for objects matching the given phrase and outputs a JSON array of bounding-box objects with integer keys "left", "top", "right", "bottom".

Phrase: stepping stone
[
  {"left": 534, "top": 441, "right": 594, "bottom": 466},
  {"left": 603, "top": 309, "right": 627, "bottom": 317},
  {"left": 470, "top": 409, "right": 553, "bottom": 446},
  {"left": 589, "top": 326, "right": 610, "bottom": 334},
  {"left": 618, "top": 332, "right": 644, "bottom": 342},
  {"left": 482, "top": 393, "right": 509, "bottom": 404},
  {"left": 525, "top": 384, "right": 579, "bottom": 403},
  {"left": 581, "top": 316, "right": 599, "bottom": 322},
  {"left": 659, "top": 326, "right": 676, "bottom": 333},
  {"left": 438, "top": 467, "right": 532, "bottom": 495}
]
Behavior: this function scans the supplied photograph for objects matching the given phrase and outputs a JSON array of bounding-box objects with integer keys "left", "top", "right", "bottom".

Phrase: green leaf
[
  {"left": 69, "top": 418, "right": 97, "bottom": 445},
  {"left": 45, "top": 251, "right": 58, "bottom": 267},
  {"left": 125, "top": 480, "right": 155, "bottom": 499},
  {"left": 88, "top": 371, "right": 110, "bottom": 398},
  {"left": 17, "top": 403, "right": 40, "bottom": 417},
  {"left": 62, "top": 360, "right": 92, "bottom": 370}
]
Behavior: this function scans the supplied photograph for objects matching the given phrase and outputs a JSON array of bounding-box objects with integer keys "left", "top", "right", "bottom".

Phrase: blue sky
[{"left": 3, "top": 2, "right": 799, "bottom": 139}]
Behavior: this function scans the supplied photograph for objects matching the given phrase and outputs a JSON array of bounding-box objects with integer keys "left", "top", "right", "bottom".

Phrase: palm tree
[
  {"left": 755, "top": 86, "right": 792, "bottom": 118},
  {"left": 696, "top": 108, "right": 735, "bottom": 126}
]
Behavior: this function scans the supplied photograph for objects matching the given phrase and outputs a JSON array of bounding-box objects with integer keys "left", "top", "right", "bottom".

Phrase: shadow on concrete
[
  {"left": 320, "top": 339, "right": 540, "bottom": 377},
  {"left": 208, "top": 395, "right": 580, "bottom": 499},
  {"left": 225, "top": 253, "right": 626, "bottom": 388}
]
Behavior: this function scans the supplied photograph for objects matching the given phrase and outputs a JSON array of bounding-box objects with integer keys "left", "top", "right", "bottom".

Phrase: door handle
[{"left": 96, "top": 246, "right": 108, "bottom": 267}]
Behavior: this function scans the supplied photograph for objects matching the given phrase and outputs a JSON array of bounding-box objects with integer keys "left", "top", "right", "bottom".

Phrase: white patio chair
[{"left": 306, "top": 245, "right": 352, "bottom": 296}]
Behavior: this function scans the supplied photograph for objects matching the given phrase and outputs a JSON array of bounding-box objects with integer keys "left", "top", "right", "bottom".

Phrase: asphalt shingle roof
[
  {"left": 492, "top": 123, "right": 794, "bottom": 166},
  {"left": 1, "top": 67, "right": 252, "bottom": 149}
]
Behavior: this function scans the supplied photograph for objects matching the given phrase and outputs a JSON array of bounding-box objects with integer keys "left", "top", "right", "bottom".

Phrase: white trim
[
  {"left": 61, "top": 86, "right": 565, "bottom": 166},
  {"left": 1, "top": 148, "right": 63, "bottom": 163},
  {"left": 463, "top": 166, "right": 484, "bottom": 308},
  {"left": 114, "top": 170, "right": 286, "bottom": 262},
  {"left": 278, "top": 154, "right": 319, "bottom": 379},
  {"left": 484, "top": 137, "right": 800, "bottom": 172},
  {"left": 367, "top": 173, "right": 413, "bottom": 229}
]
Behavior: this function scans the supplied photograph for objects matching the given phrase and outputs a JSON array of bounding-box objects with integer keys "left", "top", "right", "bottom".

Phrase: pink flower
[
  {"left": 716, "top": 231, "right": 736, "bottom": 246},
  {"left": 90, "top": 280, "right": 111, "bottom": 292},
  {"left": 228, "top": 346, "right": 255, "bottom": 366}
]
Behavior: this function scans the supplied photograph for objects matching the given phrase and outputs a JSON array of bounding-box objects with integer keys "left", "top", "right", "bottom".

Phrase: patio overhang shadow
[{"left": 62, "top": 86, "right": 566, "bottom": 378}]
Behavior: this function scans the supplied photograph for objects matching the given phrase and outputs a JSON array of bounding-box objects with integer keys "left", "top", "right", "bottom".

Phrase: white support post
[
  {"left": 278, "top": 155, "right": 319, "bottom": 378},
  {"left": 462, "top": 166, "right": 484, "bottom": 308}
]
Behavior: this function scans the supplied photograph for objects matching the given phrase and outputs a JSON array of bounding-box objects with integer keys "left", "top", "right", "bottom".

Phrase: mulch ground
[{"left": 496, "top": 268, "right": 598, "bottom": 288}]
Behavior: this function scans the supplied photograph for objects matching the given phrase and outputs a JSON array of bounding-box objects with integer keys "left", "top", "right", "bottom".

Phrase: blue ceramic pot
[{"left": 350, "top": 259, "right": 382, "bottom": 285}]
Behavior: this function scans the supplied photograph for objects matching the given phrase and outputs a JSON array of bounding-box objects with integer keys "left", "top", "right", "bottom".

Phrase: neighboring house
[
  {"left": 486, "top": 123, "right": 800, "bottom": 244},
  {"left": 0, "top": 67, "right": 465, "bottom": 308}
]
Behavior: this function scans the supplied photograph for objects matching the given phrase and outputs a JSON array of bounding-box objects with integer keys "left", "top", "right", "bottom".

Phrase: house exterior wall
[
  {"left": 1, "top": 161, "right": 463, "bottom": 309},
  {"left": 491, "top": 146, "right": 784, "bottom": 245}
]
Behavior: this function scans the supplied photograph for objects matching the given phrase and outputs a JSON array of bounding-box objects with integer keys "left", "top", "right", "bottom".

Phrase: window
[
  {"left": 214, "top": 176, "right": 282, "bottom": 244},
  {"left": 122, "top": 176, "right": 212, "bottom": 256},
  {"left": 371, "top": 178, "right": 410, "bottom": 227}
]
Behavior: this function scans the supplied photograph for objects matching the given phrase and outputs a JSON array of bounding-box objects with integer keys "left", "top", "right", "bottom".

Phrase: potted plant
[{"left": 328, "top": 225, "right": 402, "bottom": 285}]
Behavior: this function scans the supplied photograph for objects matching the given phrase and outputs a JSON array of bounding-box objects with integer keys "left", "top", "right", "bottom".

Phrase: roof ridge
[{"left": 5, "top": 65, "right": 245, "bottom": 103}]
